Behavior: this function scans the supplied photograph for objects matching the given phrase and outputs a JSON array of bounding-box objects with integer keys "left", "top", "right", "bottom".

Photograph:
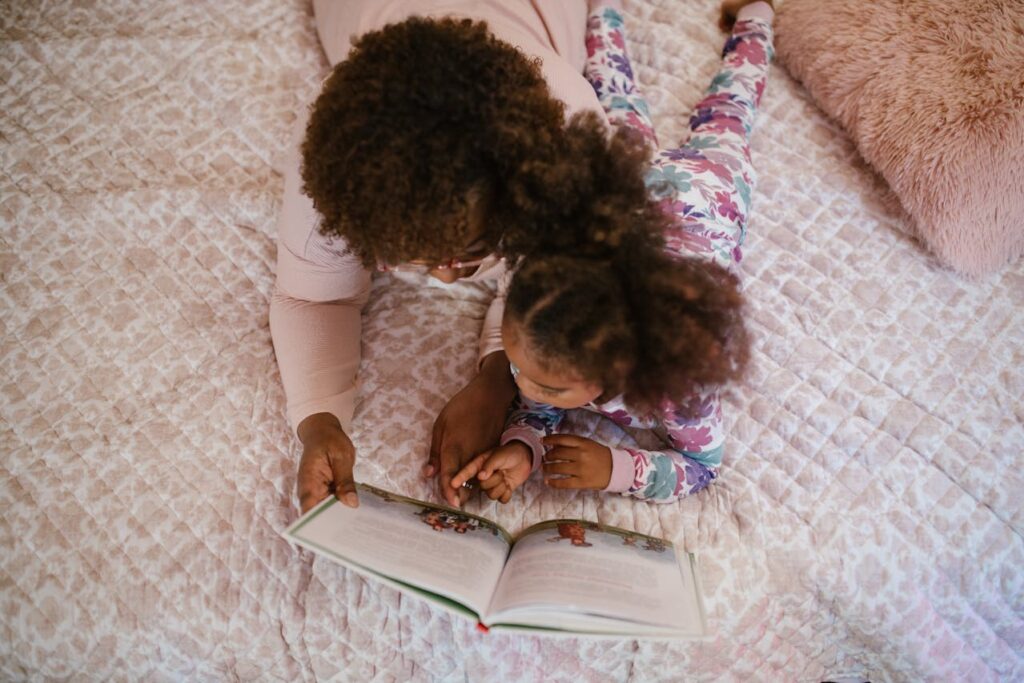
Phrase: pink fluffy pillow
[{"left": 775, "top": 0, "right": 1024, "bottom": 277}]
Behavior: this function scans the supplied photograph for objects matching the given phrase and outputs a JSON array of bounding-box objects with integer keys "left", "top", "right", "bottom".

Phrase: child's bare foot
[{"left": 719, "top": 0, "right": 774, "bottom": 32}]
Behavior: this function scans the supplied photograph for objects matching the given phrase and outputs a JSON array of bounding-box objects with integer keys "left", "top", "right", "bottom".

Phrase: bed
[{"left": 1, "top": 0, "right": 1021, "bottom": 680}]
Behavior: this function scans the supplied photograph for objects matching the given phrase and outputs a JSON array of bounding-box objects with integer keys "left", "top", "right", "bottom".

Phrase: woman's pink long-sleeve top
[{"left": 270, "top": 1, "right": 608, "bottom": 433}]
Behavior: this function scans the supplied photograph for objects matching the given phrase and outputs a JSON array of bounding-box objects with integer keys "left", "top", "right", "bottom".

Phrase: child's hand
[
  {"left": 541, "top": 434, "right": 613, "bottom": 490},
  {"left": 451, "top": 442, "right": 533, "bottom": 504}
]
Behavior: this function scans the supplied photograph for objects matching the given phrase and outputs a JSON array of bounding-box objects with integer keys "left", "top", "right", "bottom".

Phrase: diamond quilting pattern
[{"left": 1, "top": 0, "right": 1021, "bottom": 681}]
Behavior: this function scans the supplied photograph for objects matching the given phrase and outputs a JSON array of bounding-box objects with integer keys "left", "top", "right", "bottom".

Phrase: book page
[
  {"left": 486, "top": 520, "right": 704, "bottom": 635},
  {"left": 285, "top": 485, "right": 512, "bottom": 617}
]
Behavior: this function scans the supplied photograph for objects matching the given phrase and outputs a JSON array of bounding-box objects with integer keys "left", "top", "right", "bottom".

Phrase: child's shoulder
[{"left": 589, "top": 395, "right": 659, "bottom": 429}]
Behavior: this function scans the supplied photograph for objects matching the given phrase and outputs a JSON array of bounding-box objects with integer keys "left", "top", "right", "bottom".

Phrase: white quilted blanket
[{"left": 2, "top": 0, "right": 1022, "bottom": 680}]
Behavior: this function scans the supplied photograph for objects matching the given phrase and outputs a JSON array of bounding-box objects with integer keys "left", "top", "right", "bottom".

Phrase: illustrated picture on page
[
  {"left": 414, "top": 507, "right": 501, "bottom": 536},
  {"left": 546, "top": 521, "right": 598, "bottom": 547},
  {"left": 359, "top": 483, "right": 504, "bottom": 537}
]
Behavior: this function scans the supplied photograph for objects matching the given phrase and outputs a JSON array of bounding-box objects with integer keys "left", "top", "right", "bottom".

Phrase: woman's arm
[
  {"left": 271, "top": 115, "right": 373, "bottom": 435},
  {"left": 270, "top": 291, "right": 367, "bottom": 433},
  {"left": 271, "top": 110, "right": 374, "bottom": 511}
]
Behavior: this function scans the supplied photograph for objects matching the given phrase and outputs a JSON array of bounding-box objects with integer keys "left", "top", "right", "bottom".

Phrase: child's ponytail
[
  {"left": 507, "top": 237, "right": 749, "bottom": 415},
  {"left": 502, "top": 108, "right": 749, "bottom": 414},
  {"left": 497, "top": 110, "right": 658, "bottom": 261},
  {"left": 613, "top": 243, "right": 748, "bottom": 412}
]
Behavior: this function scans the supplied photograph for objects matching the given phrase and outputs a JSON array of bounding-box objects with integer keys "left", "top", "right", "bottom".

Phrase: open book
[{"left": 284, "top": 484, "right": 707, "bottom": 638}]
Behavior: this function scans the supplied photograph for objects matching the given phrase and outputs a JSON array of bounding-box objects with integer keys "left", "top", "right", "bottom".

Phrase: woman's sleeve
[
  {"left": 604, "top": 386, "right": 724, "bottom": 502},
  {"left": 583, "top": 6, "right": 658, "bottom": 147},
  {"left": 269, "top": 109, "right": 372, "bottom": 434}
]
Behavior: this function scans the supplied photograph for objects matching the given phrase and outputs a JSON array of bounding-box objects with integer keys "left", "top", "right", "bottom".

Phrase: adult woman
[
  {"left": 272, "top": 0, "right": 773, "bottom": 513},
  {"left": 272, "top": 1, "right": 612, "bottom": 512}
]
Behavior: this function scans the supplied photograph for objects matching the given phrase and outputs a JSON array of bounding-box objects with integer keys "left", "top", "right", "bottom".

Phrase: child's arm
[
  {"left": 603, "top": 386, "right": 724, "bottom": 502},
  {"left": 500, "top": 396, "right": 568, "bottom": 473},
  {"left": 449, "top": 396, "right": 566, "bottom": 504},
  {"left": 584, "top": 4, "right": 658, "bottom": 147},
  {"left": 648, "top": 3, "right": 774, "bottom": 269}
]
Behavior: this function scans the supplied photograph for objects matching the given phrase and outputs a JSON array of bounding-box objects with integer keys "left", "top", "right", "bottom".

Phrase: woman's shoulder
[{"left": 465, "top": 3, "right": 608, "bottom": 123}]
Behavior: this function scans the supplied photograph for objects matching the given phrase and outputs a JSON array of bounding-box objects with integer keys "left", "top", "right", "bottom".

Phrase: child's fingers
[
  {"left": 479, "top": 472, "right": 505, "bottom": 492},
  {"left": 543, "top": 433, "right": 589, "bottom": 449},
  {"left": 485, "top": 481, "right": 509, "bottom": 501},
  {"left": 478, "top": 450, "right": 511, "bottom": 481},
  {"left": 499, "top": 489, "right": 513, "bottom": 504},
  {"left": 451, "top": 452, "right": 487, "bottom": 488},
  {"left": 477, "top": 454, "right": 512, "bottom": 481}
]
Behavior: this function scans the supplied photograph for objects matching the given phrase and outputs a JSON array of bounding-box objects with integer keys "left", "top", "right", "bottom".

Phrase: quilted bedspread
[{"left": 2, "top": 0, "right": 1022, "bottom": 680}]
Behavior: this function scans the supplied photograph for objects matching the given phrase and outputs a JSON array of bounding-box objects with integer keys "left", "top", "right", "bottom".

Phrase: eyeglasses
[
  {"left": 376, "top": 256, "right": 489, "bottom": 275},
  {"left": 377, "top": 236, "right": 494, "bottom": 274}
]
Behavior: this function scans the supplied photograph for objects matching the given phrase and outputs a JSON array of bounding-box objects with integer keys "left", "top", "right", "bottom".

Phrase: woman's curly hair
[
  {"left": 302, "top": 16, "right": 571, "bottom": 266},
  {"left": 303, "top": 15, "right": 750, "bottom": 409},
  {"left": 505, "top": 207, "right": 750, "bottom": 415}
]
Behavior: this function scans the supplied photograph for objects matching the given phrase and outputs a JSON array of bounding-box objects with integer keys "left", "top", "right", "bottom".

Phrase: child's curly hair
[
  {"left": 505, "top": 214, "right": 750, "bottom": 415},
  {"left": 302, "top": 16, "right": 567, "bottom": 266}
]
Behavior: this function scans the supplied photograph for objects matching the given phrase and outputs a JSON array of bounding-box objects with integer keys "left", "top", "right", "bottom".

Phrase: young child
[{"left": 452, "top": 0, "right": 775, "bottom": 503}]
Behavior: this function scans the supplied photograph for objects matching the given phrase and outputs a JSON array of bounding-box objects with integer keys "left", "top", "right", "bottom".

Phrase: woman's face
[
  {"left": 396, "top": 189, "right": 493, "bottom": 283},
  {"left": 502, "top": 318, "right": 603, "bottom": 409}
]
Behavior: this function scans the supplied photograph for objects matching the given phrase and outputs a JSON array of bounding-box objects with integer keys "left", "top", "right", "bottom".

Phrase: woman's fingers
[
  {"left": 330, "top": 452, "right": 359, "bottom": 508},
  {"left": 297, "top": 452, "right": 332, "bottom": 514},
  {"left": 424, "top": 418, "right": 443, "bottom": 478}
]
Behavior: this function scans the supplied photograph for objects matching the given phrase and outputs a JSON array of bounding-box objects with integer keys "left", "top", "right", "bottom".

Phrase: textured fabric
[
  {"left": 1, "top": 0, "right": 1023, "bottom": 681},
  {"left": 773, "top": 0, "right": 1024, "bottom": 277},
  {"left": 271, "top": 0, "right": 607, "bottom": 434}
]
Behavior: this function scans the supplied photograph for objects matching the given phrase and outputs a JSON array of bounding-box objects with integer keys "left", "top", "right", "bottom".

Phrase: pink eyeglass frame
[{"left": 376, "top": 256, "right": 489, "bottom": 274}]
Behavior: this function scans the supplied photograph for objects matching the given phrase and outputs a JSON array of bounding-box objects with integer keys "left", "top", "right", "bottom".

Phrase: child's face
[{"left": 502, "top": 319, "right": 603, "bottom": 409}]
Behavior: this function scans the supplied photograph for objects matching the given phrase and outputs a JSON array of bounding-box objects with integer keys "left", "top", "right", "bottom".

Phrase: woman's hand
[
  {"left": 541, "top": 434, "right": 613, "bottom": 490},
  {"left": 452, "top": 442, "right": 533, "bottom": 504},
  {"left": 720, "top": 0, "right": 773, "bottom": 31},
  {"left": 425, "top": 351, "right": 518, "bottom": 507},
  {"left": 296, "top": 412, "right": 358, "bottom": 513}
]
